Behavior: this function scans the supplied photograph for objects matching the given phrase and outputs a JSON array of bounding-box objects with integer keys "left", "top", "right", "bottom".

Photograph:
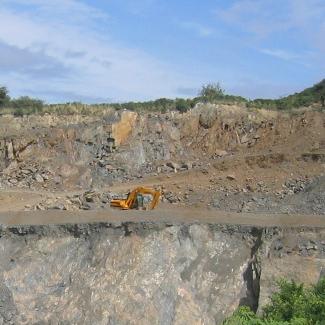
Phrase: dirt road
[{"left": 0, "top": 206, "right": 324, "bottom": 228}]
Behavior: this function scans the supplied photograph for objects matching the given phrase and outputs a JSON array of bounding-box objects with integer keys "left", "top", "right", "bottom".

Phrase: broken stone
[
  {"left": 240, "top": 134, "right": 250, "bottom": 144},
  {"left": 214, "top": 149, "right": 228, "bottom": 157},
  {"left": 106, "top": 165, "right": 115, "bottom": 171},
  {"left": 34, "top": 174, "right": 44, "bottom": 183},
  {"left": 8, "top": 178, "right": 18, "bottom": 185},
  {"left": 181, "top": 161, "right": 192, "bottom": 170},
  {"left": 21, "top": 169, "right": 32, "bottom": 175},
  {"left": 166, "top": 161, "right": 180, "bottom": 171},
  {"left": 53, "top": 176, "right": 62, "bottom": 185},
  {"left": 227, "top": 175, "right": 236, "bottom": 181},
  {"left": 49, "top": 203, "right": 66, "bottom": 210}
]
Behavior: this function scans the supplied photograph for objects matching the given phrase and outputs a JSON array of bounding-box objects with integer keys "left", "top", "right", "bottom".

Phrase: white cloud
[
  {"left": 0, "top": 0, "right": 193, "bottom": 102},
  {"left": 260, "top": 49, "right": 302, "bottom": 61},
  {"left": 217, "top": 0, "right": 325, "bottom": 69},
  {"left": 217, "top": 0, "right": 325, "bottom": 42},
  {"left": 179, "top": 22, "right": 214, "bottom": 38},
  {"left": 217, "top": 0, "right": 290, "bottom": 38}
]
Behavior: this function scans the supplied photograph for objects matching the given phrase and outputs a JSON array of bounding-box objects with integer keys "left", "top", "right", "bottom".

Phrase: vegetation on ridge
[{"left": 0, "top": 79, "right": 324, "bottom": 116}]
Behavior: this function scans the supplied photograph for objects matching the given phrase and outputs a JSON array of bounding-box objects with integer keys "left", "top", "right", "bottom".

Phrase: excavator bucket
[{"left": 110, "top": 199, "right": 130, "bottom": 210}]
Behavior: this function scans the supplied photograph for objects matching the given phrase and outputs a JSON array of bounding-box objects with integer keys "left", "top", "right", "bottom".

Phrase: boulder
[
  {"left": 34, "top": 174, "right": 44, "bottom": 183},
  {"left": 166, "top": 161, "right": 180, "bottom": 171},
  {"left": 226, "top": 174, "right": 236, "bottom": 181}
]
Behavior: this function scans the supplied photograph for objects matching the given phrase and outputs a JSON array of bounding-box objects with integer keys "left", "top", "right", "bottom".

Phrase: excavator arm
[{"left": 110, "top": 187, "right": 161, "bottom": 210}]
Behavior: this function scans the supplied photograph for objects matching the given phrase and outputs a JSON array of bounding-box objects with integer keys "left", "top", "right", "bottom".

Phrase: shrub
[
  {"left": 10, "top": 96, "right": 44, "bottom": 110},
  {"left": 223, "top": 277, "right": 325, "bottom": 325},
  {"left": 175, "top": 98, "right": 190, "bottom": 113}
]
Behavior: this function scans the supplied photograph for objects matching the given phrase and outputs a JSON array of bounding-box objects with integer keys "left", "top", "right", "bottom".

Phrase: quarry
[{"left": 0, "top": 101, "right": 324, "bottom": 324}]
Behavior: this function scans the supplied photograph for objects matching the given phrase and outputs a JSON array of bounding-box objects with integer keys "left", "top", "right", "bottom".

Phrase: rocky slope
[
  {"left": 0, "top": 105, "right": 324, "bottom": 191},
  {"left": 0, "top": 223, "right": 324, "bottom": 325}
]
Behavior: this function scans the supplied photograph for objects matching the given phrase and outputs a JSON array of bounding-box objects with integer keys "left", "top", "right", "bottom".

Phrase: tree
[
  {"left": 199, "top": 82, "right": 225, "bottom": 102},
  {"left": 0, "top": 86, "right": 9, "bottom": 107}
]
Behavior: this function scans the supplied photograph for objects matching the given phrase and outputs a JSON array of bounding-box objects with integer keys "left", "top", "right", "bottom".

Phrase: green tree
[
  {"left": 199, "top": 82, "right": 225, "bottom": 102},
  {"left": 0, "top": 86, "right": 10, "bottom": 107}
]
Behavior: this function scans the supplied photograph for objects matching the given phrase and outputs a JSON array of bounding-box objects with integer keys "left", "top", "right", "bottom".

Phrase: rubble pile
[
  {"left": 26, "top": 190, "right": 114, "bottom": 211},
  {"left": 0, "top": 162, "right": 53, "bottom": 189}
]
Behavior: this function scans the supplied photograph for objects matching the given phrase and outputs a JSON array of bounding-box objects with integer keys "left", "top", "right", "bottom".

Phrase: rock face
[
  {"left": 1, "top": 106, "right": 324, "bottom": 191},
  {"left": 0, "top": 223, "right": 324, "bottom": 325}
]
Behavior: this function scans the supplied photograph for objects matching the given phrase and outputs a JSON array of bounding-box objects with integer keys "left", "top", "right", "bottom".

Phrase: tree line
[{"left": 1, "top": 79, "right": 324, "bottom": 116}]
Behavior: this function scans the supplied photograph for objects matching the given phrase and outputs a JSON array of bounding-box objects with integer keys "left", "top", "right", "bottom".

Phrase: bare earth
[{"left": 0, "top": 207, "right": 325, "bottom": 228}]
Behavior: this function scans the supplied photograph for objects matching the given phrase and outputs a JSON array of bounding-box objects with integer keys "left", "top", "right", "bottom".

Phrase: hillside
[{"left": 251, "top": 79, "right": 325, "bottom": 110}]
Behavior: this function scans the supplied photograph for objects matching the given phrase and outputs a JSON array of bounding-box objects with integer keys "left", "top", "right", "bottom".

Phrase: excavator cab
[{"left": 110, "top": 187, "right": 161, "bottom": 210}]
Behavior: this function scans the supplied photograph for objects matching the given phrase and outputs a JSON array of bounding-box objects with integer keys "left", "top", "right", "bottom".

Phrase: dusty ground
[{"left": 1, "top": 207, "right": 325, "bottom": 228}]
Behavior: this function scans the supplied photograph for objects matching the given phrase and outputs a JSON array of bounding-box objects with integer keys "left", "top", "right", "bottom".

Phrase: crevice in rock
[{"left": 239, "top": 227, "right": 263, "bottom": 312}]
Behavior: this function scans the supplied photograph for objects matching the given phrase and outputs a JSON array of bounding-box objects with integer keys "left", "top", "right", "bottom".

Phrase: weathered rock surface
[{"left": 0, "top": 223, "right": 324, "bottom": 325}]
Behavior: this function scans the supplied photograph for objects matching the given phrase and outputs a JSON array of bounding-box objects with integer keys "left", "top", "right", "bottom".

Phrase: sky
[{"left": 0, "top": 0, "right": 324, "bottom": 103}]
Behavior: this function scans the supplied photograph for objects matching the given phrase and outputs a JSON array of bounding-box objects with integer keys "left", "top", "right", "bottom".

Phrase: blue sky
[{"left": 0, "top": 0, "right": 324, "bottom": 103}]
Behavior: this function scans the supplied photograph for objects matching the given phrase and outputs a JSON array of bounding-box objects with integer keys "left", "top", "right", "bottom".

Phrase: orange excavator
[{"left": 110, "top": 187, "right": 161, "bottom": 210}]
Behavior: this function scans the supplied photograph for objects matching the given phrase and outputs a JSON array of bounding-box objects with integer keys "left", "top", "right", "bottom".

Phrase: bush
[
  {"left": 175, "top": 98, "right": 190, "bottom": 113},
  {"left": 10, "top": 96, "right": 44, "bottom": 110},
  {"left": 223, "top": 277, "right": 325, "bottom": 325}
]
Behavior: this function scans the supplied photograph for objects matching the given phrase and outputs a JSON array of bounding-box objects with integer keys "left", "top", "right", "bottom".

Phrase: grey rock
[{"left": 34, "top": 173, "right": 44, "bottom": 183}]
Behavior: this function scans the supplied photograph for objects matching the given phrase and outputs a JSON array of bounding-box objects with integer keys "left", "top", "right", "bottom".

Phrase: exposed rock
[
  {"left": 181, "top": 161, "right": 192, "bottom": 170},
  {"left": 111, "top": 111, "right": 138, "bottom": 146},
  {"left": 58, "top": 164, "right": 79, "bottom": 178},
  {"left": 5, "top": 140, "right": 15, "bottom": 161},
  {"left": 34, "top": 173, "right": 44, "bottom": 183},
  {"left": 241, "top": 134, "right": 250, "bottom": 144},
  {"left": 166, "top": 161, "right": 180, "bottom": 171},
  {"left": 214, "top": 149, "right": 228, "bottom": 157},
  {"left": 0, "top": 224, "right": 323, "bottom": 324},
  {"left": 53, "top": 175, "right": 62, "bottom": 185}
]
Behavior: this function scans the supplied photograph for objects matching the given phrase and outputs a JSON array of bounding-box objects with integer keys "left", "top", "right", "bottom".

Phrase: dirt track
[{"left": 1, "top": 206, "right": 325, "bottom": 228}]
